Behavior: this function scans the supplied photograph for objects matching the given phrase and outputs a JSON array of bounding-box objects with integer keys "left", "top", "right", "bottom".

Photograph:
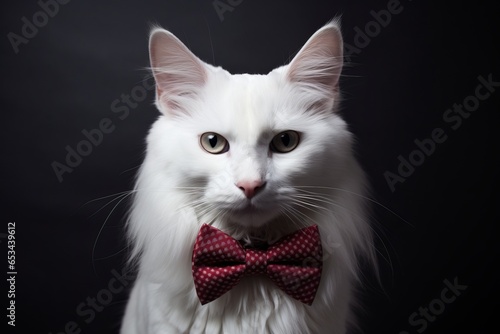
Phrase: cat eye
[
  {"left": 200, "top": 132, "right": 229, "bottom": 154},
  {"left": 270, "top": 131, "right": 300, "bottom": 153}
]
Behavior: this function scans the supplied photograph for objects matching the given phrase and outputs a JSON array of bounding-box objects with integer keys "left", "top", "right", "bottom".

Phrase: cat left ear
[
  {"left": 286, "top": 20, "right": 343, "bottom": 95},
  {"left": 149, "top": 28, "right": 207, "bottom": 115}
]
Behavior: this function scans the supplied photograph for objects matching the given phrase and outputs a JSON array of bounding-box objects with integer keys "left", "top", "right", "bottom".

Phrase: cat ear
[
  {"left": 286, "top": 20, "right": 343, "bottom": 97},
  {"left": 149, "top": 28, "right": 207, "bottom": 115}
]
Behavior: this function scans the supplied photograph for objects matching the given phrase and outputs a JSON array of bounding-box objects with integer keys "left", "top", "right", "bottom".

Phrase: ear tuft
[
  {"left": 287, "top": 20, "right": 344, "bottom": 96},
  {"left": 149, "top": 28, "right": 207, "bottom": 115}
]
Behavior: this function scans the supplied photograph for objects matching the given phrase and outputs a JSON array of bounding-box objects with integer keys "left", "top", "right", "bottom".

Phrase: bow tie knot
[
  {"left": 192, "top": 224, "right": 323, "bottom": 305},
  {"left": 245, "top": 248, "right": 268, "bottom": 275}
]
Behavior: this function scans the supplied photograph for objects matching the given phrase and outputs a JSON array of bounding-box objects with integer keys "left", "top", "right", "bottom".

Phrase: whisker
[
  {"left": 88, "top": 192, "right": 132, "bottom": 218},
  {"left": 279, "top": 206, "right": 302, "bottom": 228},
  {"left": 282, "top": 203, "right": 316, "bottom": 226},
  {"left": 288, "top": 198, "right": 331, "bottom": 220},
  {"left": 83, "top": 190, "right": 134, "bottom": 206},
  {"left": 120, "top": 164, "right": 142, "bottom": 175},
  {"left": 294, "top": 186, "right": 396, "bottom": 273},
  {"left": 92, "top": 192, "right": 135, "bottom": 274},
  {"left": 92, "top": 246, "right": 128, "bottom": 261},
  {"left": 294, "top": 186, "right": 414, "bottom": 228}
]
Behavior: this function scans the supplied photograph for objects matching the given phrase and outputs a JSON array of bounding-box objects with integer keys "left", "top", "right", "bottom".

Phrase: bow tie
[{"left": 191, "top": 224, "right": 323, "bottom": 305}]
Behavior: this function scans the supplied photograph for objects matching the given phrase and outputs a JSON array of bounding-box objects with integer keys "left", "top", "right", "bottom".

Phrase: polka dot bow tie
[{"left": 192, "top": 224, "right": 323, "bottom": 305}]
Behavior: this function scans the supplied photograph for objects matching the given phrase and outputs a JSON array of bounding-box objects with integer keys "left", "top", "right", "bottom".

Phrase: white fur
[{"left": 121, "top": 20, "right": 375, "bottom": 334}]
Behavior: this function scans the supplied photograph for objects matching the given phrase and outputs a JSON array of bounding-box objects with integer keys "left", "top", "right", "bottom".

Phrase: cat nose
[{"left": 236, "top": 179, "right": 266, "bottom": 199}]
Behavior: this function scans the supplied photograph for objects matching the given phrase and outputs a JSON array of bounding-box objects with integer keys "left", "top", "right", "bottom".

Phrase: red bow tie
[{"left": 191, "top": 224, "right": 323, "bottom": 305}]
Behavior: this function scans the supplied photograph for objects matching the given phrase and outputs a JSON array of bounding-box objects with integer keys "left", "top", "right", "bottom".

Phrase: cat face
[{"left": 148, "top": 21, "right": 348, "bottom": 228}]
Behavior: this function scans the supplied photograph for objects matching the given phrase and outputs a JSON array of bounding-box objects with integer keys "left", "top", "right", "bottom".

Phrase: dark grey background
[{"left": 2, "top": 0, "right": 499, "bottom": 333}]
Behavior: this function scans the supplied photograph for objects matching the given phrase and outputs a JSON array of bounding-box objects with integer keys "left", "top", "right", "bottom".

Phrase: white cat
[{"left": 121, "top": 19, "right": 375, "bottom": 334}]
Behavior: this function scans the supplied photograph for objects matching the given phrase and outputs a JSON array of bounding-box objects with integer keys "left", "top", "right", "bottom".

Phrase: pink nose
[{"left": 236, "top": 180, "right": 266, "bottom": 199}]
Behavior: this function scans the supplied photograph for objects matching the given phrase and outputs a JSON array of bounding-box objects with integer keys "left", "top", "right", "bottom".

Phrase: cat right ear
[
  {"left": 149, "top": 28, "right": 207, "bottom": 115},
  {"left": 285, "top": 20, "right": 344, "bottom": 113}
]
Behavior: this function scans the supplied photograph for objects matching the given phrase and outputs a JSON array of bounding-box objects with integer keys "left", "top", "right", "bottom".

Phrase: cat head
[{"left": 145, "top": 20, "right": 356, "bottom": 230}]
